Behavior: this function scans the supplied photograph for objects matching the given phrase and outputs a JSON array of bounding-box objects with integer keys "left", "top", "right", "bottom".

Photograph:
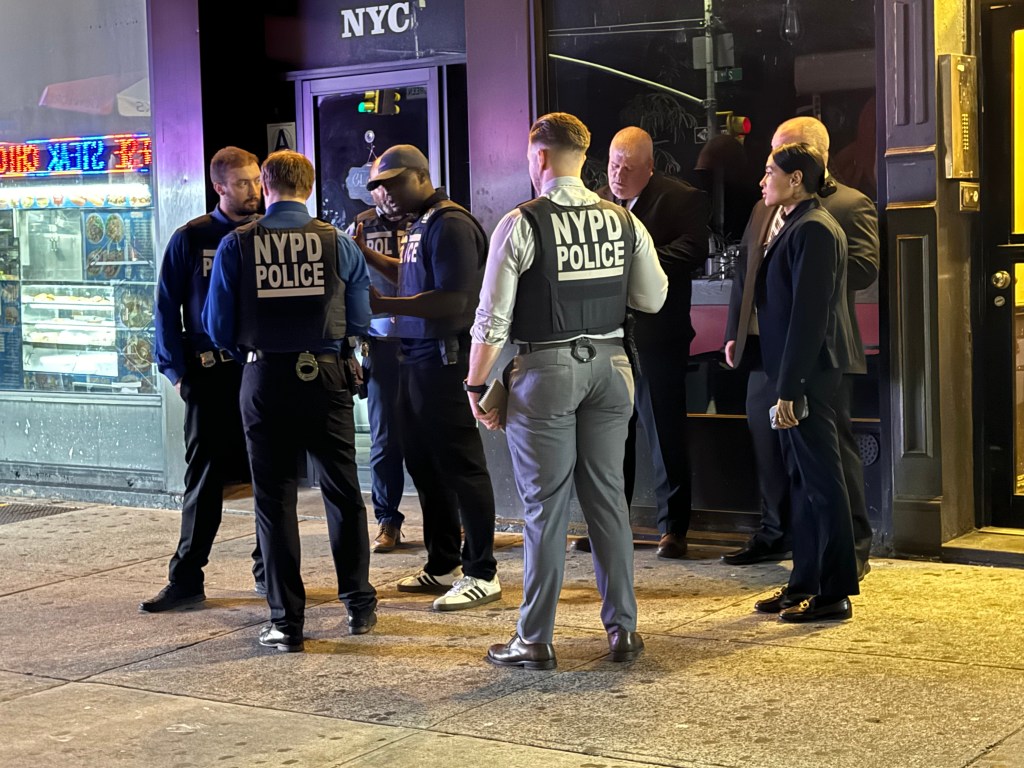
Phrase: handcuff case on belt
[{"left": 295, "top": 351, "right": 319, "bottom": 381}]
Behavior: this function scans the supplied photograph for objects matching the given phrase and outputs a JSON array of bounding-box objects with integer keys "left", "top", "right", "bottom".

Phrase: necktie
[{"left": 765, "top": 208, "right": 784, "bottom": 246}]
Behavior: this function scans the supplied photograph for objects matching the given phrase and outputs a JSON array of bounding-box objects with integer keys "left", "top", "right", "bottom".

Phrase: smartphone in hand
[{"left": 769, "top": 396, "right": 809, "bottom": 430}]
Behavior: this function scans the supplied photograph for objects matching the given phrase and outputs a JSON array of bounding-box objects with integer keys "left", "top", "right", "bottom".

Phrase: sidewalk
[{"left": 1, "top": 492, "right": 1023, "bottom": 768}]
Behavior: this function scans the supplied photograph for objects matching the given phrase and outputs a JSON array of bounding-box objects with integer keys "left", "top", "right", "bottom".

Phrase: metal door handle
[{"left": 992, "top": 270, "right": 1011, "bottom": 289}]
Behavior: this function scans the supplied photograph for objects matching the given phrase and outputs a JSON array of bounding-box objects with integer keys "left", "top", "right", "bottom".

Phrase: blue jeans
[{"left": 366, "top": 337, "right": 406, "bottom": 526}]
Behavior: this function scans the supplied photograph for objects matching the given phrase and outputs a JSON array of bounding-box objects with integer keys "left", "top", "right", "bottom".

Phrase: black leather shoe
[
  {"left": 486, "top": 634, "right": 556, "bottom": 670},
  {"left": 722, "top": 540, "right": 792, "bottom": 565},
  {"left": 656, "top": 533, "right": 687, "bottom": 559},
  {"left": 348, "top": 610, "right": 378, "bottom": 636},
  {"left": 139, "top": 584, "right": 205, "bottom": 613},
  {"left": 607, "top": 628, "right": 645, "bottom": 662},
  {"left": 779, "top": 596, "right": 852, "bottom": 623},
  {"left": 754, "top": 586, "right": 810, "bottom": 613},
  {"left": 570, "top": 536, "right": 592, "bottom": 553},
  {"left": 258, "top": 624, "right": 304, "bottom": 652}
]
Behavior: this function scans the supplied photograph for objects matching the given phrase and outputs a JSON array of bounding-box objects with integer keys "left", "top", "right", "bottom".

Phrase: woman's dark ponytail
[
  {"left": 772, "top": 142, "right": 828, "bottom": 196},
  {"left": 818, "top": 177, "right": 837, "bottom": 198}
]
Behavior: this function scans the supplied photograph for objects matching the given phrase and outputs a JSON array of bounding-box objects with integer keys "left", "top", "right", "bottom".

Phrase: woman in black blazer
[{"left": 751, "top": 143, "right": 860, "bottom": 623}]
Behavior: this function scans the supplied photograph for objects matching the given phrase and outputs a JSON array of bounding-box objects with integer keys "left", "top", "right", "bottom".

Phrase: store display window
[{"left": 0, "top": 133, "right": 155, "bottom": 393}]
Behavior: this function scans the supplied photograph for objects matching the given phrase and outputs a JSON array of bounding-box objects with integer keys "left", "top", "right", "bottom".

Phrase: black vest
[
  {"left": 234, "top": 219, "right": 346, "bottom": 351},
  {"left": 396, "top": 199, "right": 486, "bottom": 340},
  {"left": 511, "top": 197, "right": 634, "bottom": 342},
  {"left": 354, "top": 207, "right": 410, "bottom": 299}
]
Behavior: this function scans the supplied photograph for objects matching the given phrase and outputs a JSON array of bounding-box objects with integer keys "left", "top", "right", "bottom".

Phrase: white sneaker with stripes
[
  {"left": 432, "top": 575, "right": 502, "bottom": 611},
  {"left": 396, "top": 566, "right": 463, "bottom": 594}
]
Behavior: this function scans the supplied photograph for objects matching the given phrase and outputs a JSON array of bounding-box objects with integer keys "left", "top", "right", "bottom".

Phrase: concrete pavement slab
[
  {"left": 0, "top": 505, "right": 258, "bottom": 577},
  {"left": 0, "top": 563, "right": 80, "bottom": 596},
  {"left": 338, "top": 730, "right": 701, "bottom": 768},
  {"left": 0, "top": 682, "right": 409, "bottom": 768},
  {"left": 0, "top": 571, "right": 266, "bottom": 680},
  {"left": 974, "top": 726, "right": 1024, "bottom": 767},
  {"left": 94, "top": 604, "right": 608, "bottom": 728},
  {"left": 0, "top": 670, "right": 64, "bottom": 703},
  {"left": 682, "top": 558, "right": 1024, "bottom": 669},
  {"left": 434, "top": 633, "right": 1024, "bottom": 768}
]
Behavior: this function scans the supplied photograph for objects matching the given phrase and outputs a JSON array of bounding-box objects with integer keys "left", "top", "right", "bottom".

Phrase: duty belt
[
  {"left": 244, "top": 349, "right": 347, "bottom": 381},
  {"left": 516, "top": 337, "right": 623, "bottom": 363},
  {"left": 196, "top": 349, "right": 234, "bottom": 367}
]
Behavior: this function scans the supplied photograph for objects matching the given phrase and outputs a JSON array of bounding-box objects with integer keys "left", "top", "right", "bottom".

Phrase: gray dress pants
[{"left": 505, "top": 341, "right": 638, "bottom": 644}]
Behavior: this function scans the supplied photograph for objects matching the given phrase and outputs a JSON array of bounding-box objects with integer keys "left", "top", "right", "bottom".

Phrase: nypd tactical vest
[
  {"left": 396, "top": 199, "right": 487, "bottom": 340},
  {"left": 354, "top": 207, "right": 410, "bottom": 338},
  {"left": 512, "top": 197, "right": 635, "bottom": 342},
  {"left": 234, "top": 219, "right": 346, "bottom": 351},
  {"left": 178, "top": 212, "right": 259, "bottom": 345}
]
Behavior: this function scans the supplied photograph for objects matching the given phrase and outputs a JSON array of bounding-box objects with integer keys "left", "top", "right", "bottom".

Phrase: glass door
[
  {"left": 980, "top": 1, "right": 1024, "bottom": 527},
  {"left": 296, "top": 68, "right": 441, "bottom": 435},
  {"left": 297, "top": 68, "right": 441, "bottom": 231}
]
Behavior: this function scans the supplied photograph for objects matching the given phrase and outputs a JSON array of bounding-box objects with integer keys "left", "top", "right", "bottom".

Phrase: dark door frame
[{"left": 975, "top": 0, "right": 1024, "bottom": 528}]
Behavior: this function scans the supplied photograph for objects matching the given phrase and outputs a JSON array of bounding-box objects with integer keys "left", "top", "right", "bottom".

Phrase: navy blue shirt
[
  {"left": 397, "top": 189, "right": 486, "bottom": 364},
  {"left": 154, "top": 206, "right": 259, "bottom": 385},
  {"left": 203, "top": 201, "right": 370, "bottom": 358}
]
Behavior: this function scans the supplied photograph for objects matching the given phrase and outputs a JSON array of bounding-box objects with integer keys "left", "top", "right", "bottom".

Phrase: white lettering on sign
[
  {"left": 401, "top": 232, "right": 421, "bottom": 264},
  {"left": 340, "top": 2, "right": 412, "bottom": 39},
  {"left": 202, "top": 248, "right": 216, "bottom": 278},
  {"left": 253, "top": 232, "right": 326, "bottom": 297},
  {"left": 551, "top": 209, "right": 626, "bottom": 281}
]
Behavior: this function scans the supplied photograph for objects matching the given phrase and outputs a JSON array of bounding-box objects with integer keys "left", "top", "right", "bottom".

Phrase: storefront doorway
[{"left": 979, "top": 0, "right": 1024, "bottom": 528}]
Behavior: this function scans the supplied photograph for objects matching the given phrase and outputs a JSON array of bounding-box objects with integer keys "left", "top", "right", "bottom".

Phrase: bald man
[
  {"left": 723, "top": 116, "right": 879, "bottom": 578},
  {"left": 575, "top": 127, "right": 709, "bottom": 559}
]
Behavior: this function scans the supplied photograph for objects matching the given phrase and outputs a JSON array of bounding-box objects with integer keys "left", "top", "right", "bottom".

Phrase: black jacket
[
  {"left": 753, "top": 199, "right": 853, "bottom": 400},
  {"left": 598, "top": 172, "right": 708, "bottom": 345},
  {"left": 726, "top": 181, "right": 879, "bottom": 374}
]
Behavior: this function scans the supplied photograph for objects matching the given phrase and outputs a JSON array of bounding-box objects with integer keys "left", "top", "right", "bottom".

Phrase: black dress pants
[
  {"left": 169, "top": 357, "right": 262, "bottom": 589},
  {"left": 746, "top": 353, "right": 873, "bottom": 563},
  {"left": 836, "top": 376, "right": 874, "bottom": 563},
  {"left": 240, "top": 355, "right": 376, "bottom": 635},
  {"left": 397, "top": 352, "right": 497, "bottom": 581},
  {"left": 623, "top": 340, "right": 692, "bottom": 537},
  {"left": 777, "top": 368, "right": 860, "bottom": 598},
  {"left": 746, "top": 368, "right": 792, "bottom": 551}
]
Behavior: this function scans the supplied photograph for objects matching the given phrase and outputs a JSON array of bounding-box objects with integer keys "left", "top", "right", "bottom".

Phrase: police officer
[
  {"left": 203, "top": 150, "right": 377, "bottom": 652},
  {"left": 145, "top": 146, "right": 264, "bottom": 613},
  {"left": 349, "top": 158, "right": 414, "bottom": 553},
  {"left": 360, "top": 144, "right": 499, "bottom": 611},
  {"left": 467, "top": 113, "right": 668, "bottom": 669}
]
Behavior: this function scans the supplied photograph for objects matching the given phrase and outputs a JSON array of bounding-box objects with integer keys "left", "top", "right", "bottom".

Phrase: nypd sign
[
  {"left": 552, "top": 209, "right": 626, "bottom": 281},
  {"left": 254, "top": 232, "right": 326, "bottom": 298}
]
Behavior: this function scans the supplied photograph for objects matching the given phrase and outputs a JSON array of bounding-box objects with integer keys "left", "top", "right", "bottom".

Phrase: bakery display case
[{"left": 0, "top": 132, "right": 156, "bottom": 393}]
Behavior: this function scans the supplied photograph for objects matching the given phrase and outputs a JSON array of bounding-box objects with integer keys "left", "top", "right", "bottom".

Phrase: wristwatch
[{"left": 463, "top": 380, "right": 488, "bottom": 394}]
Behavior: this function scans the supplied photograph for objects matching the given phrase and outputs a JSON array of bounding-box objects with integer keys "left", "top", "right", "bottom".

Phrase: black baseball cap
[{"left": 366, "top": 144, "right": 429, "bottom": 190}]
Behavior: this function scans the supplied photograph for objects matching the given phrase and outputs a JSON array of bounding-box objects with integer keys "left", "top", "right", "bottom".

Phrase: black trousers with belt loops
[
  {"left": 170, "top": 356, "right": 262, "bottom": 590},
  {"left": 240, "top": 352, "right": 377, "bottom": 636}
]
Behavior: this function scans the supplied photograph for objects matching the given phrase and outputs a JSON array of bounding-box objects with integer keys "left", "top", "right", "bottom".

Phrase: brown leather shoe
[
  {"left": 372, "top": 523, "right": 401, "bottom": 553},
  {"left": 656, "top": 533, "right": 687, "bottom": 559},
  {"left": 607, "top": 627, "right": 645, "bottom": 662},
  {"left": 486, "top": 634, "right": 556, "bottom": 670},
  {"left": 570, "top": 536, "right": 592, "bottom": 553}
]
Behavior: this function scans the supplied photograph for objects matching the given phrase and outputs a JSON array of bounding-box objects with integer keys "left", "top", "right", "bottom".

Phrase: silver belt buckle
[
  {"left": 295, "top": 351, "right": 319, "bottom": 381},
  {"left": 199, "top": 350, "right": 216, "bottom": 368}
]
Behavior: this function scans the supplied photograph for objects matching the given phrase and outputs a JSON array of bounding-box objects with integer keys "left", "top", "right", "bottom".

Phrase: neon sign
[{"left": 0, "top": 133, "right": 151, "bottom": 178}]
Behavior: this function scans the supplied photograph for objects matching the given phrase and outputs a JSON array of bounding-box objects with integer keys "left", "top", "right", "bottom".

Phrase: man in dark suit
[
  {"left": 572, "top": 126, "right": 708, "bottom": 559},
  {"left": 723, "top": 117, "right": 879, "bottom": 576}
]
